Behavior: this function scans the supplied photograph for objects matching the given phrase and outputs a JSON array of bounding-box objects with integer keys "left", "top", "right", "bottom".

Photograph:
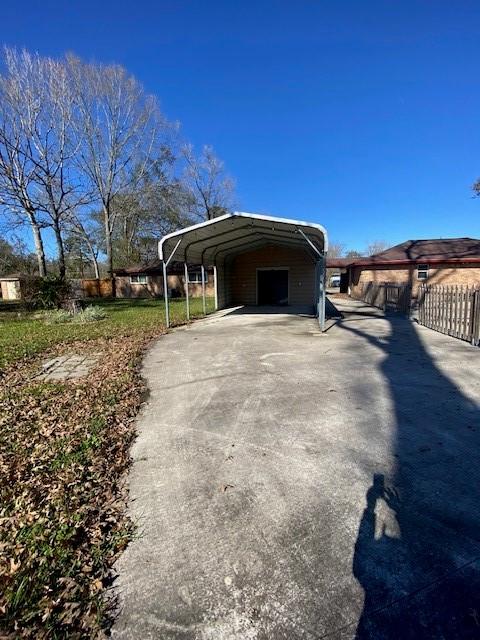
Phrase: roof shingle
[{"left": 327, "top": 238, "right": 480, "bottom": 268}]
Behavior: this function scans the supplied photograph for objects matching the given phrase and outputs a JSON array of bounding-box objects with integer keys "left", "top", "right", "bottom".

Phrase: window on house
[
  {"left": 130, "top": 274, "right": 148, "bottom": 284},
  {"left": 417, "top": 264, "right": 429, "bottom": 280},
  {"left": 187, "top": 272, "right": 203, "bottom": 283}
]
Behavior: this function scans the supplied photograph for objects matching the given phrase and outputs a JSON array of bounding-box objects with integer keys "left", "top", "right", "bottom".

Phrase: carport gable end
[{"left": 158, "top": 211, "right": 328, "bottom": 329}]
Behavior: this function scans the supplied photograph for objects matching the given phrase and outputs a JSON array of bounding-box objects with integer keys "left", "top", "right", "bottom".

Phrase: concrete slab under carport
[{"left": 113, "top": 299, "right": 480, "bottom": 639}]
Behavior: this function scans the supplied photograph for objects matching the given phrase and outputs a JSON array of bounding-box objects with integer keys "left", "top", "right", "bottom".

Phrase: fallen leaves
[{"left": 0, "top": 328, "right": 165, "bottom": 638}]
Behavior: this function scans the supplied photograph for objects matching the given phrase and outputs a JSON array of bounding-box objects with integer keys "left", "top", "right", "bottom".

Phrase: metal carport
[{"left": 158, "top": 211, "right": 328, "bottom": 329}]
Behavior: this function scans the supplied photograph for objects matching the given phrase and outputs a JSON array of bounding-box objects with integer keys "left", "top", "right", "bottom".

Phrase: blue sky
[{"left": 2, "top": 0, "right": 480, "bottom": 252}]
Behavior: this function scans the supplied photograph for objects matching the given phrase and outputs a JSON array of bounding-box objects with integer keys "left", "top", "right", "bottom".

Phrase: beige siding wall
[
  {"left": 230, "top": 245, "right": 315, "bottom": 305},
  {"left": 216, "top": 263, "right": 231, "bottom": 309},
  {"left": 115, "top": 274, "right": 214, "bottom": 299},
  {"left": 223, "top": 262, "right": 234, "bottom": 307},
  {"left": 350, "top": 263, "right": 480, "bottom": 297}
]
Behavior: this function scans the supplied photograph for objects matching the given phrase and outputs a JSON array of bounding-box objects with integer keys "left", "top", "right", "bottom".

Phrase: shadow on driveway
[{"left": 338, "top": 310, "right": 480, "bottom": 638}]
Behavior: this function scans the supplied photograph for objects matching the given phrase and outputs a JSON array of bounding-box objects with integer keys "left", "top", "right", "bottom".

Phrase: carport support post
[
  {"left": 162, "top": 261, "right": 170, "bottom": 328},
  {"left": 317, "top": 253, "right": 326, "bottom": 331},
  {"left": 213, "top": 265, "right": 218, "bottom": 310},
  {"left": 184, "top": 263, "right": 190, "bottom": 321},
  {"left": 201, "top": 265, "right": 206, "bottom": 315},
  {"left": 160, "top": 237, "right": 183, "bottom": 329},
  {"left": 296, "top": 227, "right": 326, "bottom": 331}
]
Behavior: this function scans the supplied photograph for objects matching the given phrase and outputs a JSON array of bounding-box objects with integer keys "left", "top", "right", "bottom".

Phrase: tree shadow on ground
[{"left": 339, "top": 312, "right": 480, "bottom": 639}]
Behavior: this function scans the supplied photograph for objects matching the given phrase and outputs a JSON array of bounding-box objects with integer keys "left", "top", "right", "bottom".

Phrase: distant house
[
  {"left": 327, "top": 238, "right": 480, "bottom": 297},
  {"left": 114, "top": 260, "right": 214, "bottom": 299},
  {"left": 0, "top": 273, "right": 26, "bottom": 300}
]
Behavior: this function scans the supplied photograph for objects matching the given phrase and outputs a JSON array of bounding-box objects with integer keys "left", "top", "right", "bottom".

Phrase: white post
[
  {"left": 184, "top": 263, "right": 190, "bottom": 321},
  {"left": 201, "top": 265, "right": 206, "bottom": 315},
  {"left": 317, "top": 254, "right": 326, "bottom": 331},
  {"left": 163, "top": 260, "right": 170, "bottom": 328},
  {"left": 213, "top": 265, "right": 218, "bottom": 310}
]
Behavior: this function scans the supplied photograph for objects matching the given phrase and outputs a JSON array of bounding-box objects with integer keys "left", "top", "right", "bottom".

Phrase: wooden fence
[
  {"left": 384, "top": 284, "right": 412, "bottom": 314},
  {"left": 417, "top": 285, "right": 480, "bottom": 346},
  {"left": 82, "top": 278, "right": 113, "bottom": 298},
  {"left": 353, "top": 282, "right": 412, "bottom": 314},
  {"left": 70, "top": 278, "right": 113, "bottom": 298}
]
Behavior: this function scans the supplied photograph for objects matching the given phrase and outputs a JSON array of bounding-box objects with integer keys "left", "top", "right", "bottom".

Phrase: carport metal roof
[
  {"left": 158, "top": 211, "right": 328, "bottom": 331},
  {"left": 158, "top": 211, "right": 328, "bottom": 266}
]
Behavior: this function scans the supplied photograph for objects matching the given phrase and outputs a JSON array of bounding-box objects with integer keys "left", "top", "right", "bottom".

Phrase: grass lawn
[
  {"left": 0, "top": 296, "right": 215, "bottom": 369},
  {"left": 0, "top": 296, "right": 215, "bottom": 638}
]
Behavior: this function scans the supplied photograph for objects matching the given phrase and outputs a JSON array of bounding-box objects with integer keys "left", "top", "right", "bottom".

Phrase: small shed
[{"left": 0, "top": 273, "right": 26, "bottom": 300}]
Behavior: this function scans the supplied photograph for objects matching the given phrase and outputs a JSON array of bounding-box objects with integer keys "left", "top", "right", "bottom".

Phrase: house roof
[
  {"left": 158, "top": 211, "right": 328, "bottom": 265},
  {"left": 327, "top": 238, "right": 480, "bottom": 268},
  {"left": 114, "top": 260, "right": 185, "bottom": 276},
  {"left": 365, "top": 238, "right": 480, "bottom": 264},
  {"left": 326, "top": 258, "right": 354, "bottom": 268}
]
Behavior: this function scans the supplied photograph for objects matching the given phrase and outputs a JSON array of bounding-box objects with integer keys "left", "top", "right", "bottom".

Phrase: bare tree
[
  {"left": 326, "top": 242, "right": 345, "bottom": 282},
  {"left": 366, "top": 240, "right": 390, "bottom": 256},
  {"left": 1, "top": 49, "right": 92, "bottom": 279},
  {"left": 0, "top": 48, "right": 236, "bottom": 281},
  {"left": 182, "top": 144, "right": 235, "bottom": 221},
  {"left": 109, "top": 153, "right": 196, "bottom": 266},
  {"left": 67, "top": 56, "right": 168, "bottom": 283},
  {"left": 65, "top": 213, "right": 101, "bottom": 279},
  {"left": 327, "top": 242, "right": 345, "bottom": 258},
  {"left": 0, "top": 56, "right": 48, "bottom": 276}
]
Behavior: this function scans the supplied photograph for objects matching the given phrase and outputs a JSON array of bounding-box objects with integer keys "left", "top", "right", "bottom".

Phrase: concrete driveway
[{"left": 113, "top": 298, "right": 480, "bottom": 639}]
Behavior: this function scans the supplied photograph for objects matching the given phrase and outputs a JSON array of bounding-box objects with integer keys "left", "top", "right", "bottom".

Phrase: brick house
[
  {"left": 114, "top": 260, "right": 214, "bottom": 299},
  {"left": 328, "top": 238, "right": 480, "bottom": 298}
]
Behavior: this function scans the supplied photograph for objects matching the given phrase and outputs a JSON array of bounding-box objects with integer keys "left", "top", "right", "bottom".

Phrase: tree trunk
[
  {"left": 53, "top": 220, "right": 66, "bottom": 280},
  {"left": 28, "top": 213, "right": 47, "bottom": 277},
  {"left": 82, "top": 235, "right": 100, "bottom": 280},
  {"left": 104, "top": 204, "right": 115, "bottom": 296},
  {"left": 90, "top": 251, "right": 100, "bottom": 280}
]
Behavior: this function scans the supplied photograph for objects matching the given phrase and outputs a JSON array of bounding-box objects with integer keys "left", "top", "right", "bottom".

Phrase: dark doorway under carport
[{"left": 257, "top": 269, "right": 289, "bottom": 305}]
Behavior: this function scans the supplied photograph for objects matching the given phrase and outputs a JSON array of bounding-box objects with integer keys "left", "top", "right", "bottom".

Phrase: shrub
[
  {"left": 72, "top": 305, "right": 107, "bottom": 324},
  {"left": 38, "top": 276, "right": 71, "bottom": 309},
  {"left": 43, "top": 309, "right": 73, "bottom": 324},
  {"left": 21, "top": 276, "right": 43, "bottom": 311},
  {"left": 22, "top": 276, "right": 71, "bottom": 310}
]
